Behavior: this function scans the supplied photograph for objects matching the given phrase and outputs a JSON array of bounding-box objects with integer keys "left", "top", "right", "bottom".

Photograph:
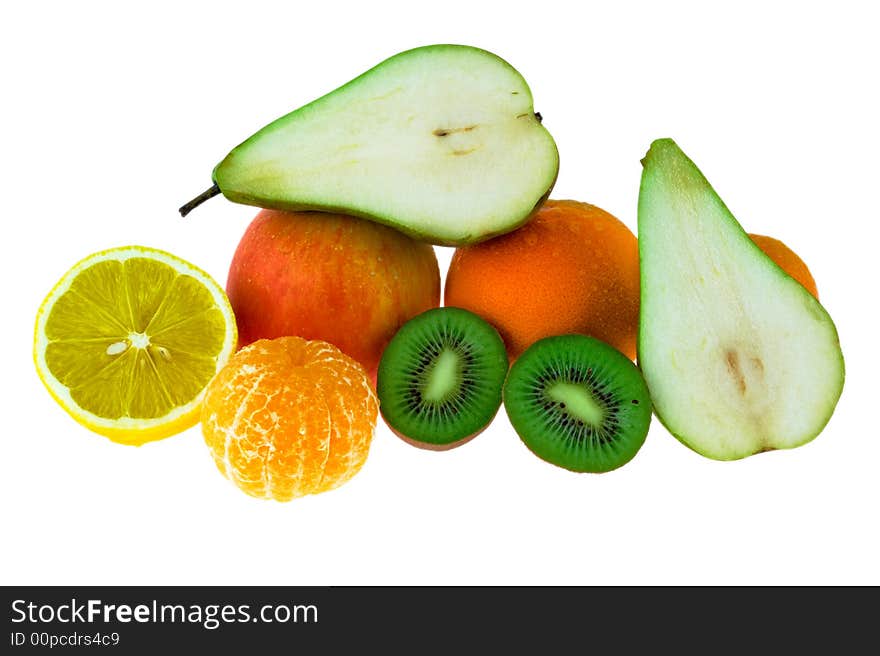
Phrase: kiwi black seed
[
  {"left": 376, "top": 307, "right": 509, "bottom": 449},
  {"left": 503, "top": 334, "right": 652, "bottom": 473}
]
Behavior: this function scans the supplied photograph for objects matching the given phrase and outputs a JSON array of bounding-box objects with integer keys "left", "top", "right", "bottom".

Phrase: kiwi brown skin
[
  {"left": 384, "top": 421, "right": 487, "bottom": 451},
  {"left": 382, "top": 387, "right": 505, "bottom": 452}
]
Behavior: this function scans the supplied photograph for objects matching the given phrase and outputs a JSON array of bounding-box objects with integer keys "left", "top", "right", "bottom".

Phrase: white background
[{"left": 2, "top": 1, "right": 877, "bottom": 585}]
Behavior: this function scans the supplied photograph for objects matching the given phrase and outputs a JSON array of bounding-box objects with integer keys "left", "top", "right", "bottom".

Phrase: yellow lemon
[{"left": 34, "top": 246, "right": 237, "bottom": 445}]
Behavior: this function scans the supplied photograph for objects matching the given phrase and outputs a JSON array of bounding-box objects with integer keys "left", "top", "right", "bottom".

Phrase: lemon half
[{"left": 34, "top": 246, "right": 237, "bottom": 445}]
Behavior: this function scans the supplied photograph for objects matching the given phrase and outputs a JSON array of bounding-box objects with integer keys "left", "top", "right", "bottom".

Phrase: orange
[
  {"left": 445, "top": 200, "right": 640, "bottom": 360},
  {"left": 201, "top": 336, "right": 378, "bottom": 501},
  {"left": 749, "top": 233, "right": 819, "bottom": 298}
]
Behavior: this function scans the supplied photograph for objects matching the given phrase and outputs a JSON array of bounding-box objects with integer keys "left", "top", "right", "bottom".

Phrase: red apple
[{"left": 227, "top": 209, "right": 440, "bottom": 383}]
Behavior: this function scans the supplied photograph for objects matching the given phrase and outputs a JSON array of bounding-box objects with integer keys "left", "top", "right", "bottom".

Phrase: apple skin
[{"left": 226, "top": 209, "right": 441, "bottom": 384}]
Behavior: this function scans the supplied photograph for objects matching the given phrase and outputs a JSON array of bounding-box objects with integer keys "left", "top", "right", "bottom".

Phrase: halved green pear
[
  {"left": 637, "top": 138, "right": 844, "bottom": 460},
  {"left": 181, "top": 44, "right": 559, "bottom": 246}
]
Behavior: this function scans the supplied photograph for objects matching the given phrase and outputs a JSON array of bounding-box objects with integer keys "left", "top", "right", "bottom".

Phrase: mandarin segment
[
  {"left": 201, "top": 336, "right": 378, "bottom": 501},
  {"left": 303, "top": 342, "right": 379, "bottom": 491}
]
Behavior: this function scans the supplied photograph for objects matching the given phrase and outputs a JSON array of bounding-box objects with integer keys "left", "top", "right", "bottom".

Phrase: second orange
[{"left": 445, "top": 200, "right": 640, "bottom": 360}]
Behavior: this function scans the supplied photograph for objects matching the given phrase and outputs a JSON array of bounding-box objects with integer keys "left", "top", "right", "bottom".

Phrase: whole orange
[
  {"left": 749, "top": 233, "right": 818, "bottom": 298},
  {"left": 444, "top": 200, "right": 640, "bottom": 360}
]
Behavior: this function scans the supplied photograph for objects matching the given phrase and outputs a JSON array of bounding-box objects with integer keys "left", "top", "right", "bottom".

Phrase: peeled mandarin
[{"left": 201, "top": 336, "right": 378, "bottom": 501}]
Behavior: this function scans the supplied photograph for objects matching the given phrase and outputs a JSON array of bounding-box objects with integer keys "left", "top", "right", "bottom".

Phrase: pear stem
[{"left": 179, "top": 183, "right": 221, "bottom": 217}]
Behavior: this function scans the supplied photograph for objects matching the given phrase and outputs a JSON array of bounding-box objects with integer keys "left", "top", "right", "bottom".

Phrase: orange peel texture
[
  {"left": 201, "top": 336, "right": 379, "bottom": 501},
  {"left": 749, "top": 233, "right": 819, "bottom": 299},
  {"left": 445, "top": 199, "right": 640, "bottom": 360}
]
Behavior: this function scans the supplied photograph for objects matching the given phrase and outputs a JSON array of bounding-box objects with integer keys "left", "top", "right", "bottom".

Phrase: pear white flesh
[
  {"left": 637, "top": 139, "right": 844, "bottom": 460},
  {"left": 213, "top": 45, "right": 559, "bottom": 245}
]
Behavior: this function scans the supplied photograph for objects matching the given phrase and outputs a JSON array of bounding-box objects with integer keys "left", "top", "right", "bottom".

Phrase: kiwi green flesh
[
  {"left": 503, "top": 335, "right": 652, "bottom": 473},
  {"left": 376, "top": 307, "right": 508, "bottom": 446}
]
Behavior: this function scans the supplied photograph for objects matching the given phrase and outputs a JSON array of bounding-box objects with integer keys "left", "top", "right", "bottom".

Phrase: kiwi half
[
  {"left": 377, "top": 307, "right": 508, "bottom": 449},
  {"left": 503, "top": 335, "right": 652, "bottom": 472}
]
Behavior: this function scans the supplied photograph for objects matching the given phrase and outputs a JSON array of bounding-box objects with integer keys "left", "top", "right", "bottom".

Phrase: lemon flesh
[{"left": 34, "top": 246, "right": 237, "bottom": 445}]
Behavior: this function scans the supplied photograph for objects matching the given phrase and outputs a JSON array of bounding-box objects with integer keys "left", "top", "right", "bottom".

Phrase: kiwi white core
[
  {"left": 546, "top": 382, "right": 604, "bottom": 426},
  {"left": 423, "top": 349, "right": 461, "bottom": 403}
]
